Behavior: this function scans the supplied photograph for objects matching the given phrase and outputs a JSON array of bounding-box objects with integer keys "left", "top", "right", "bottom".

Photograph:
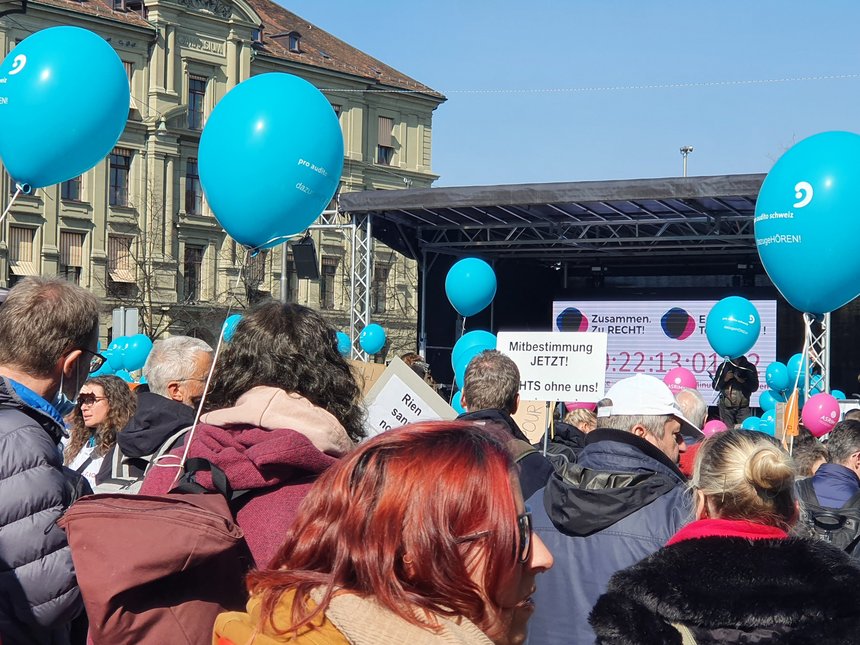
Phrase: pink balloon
[
  {"left": 663, "top": 367, "right": 697, "bottom": 394},
  {"left": 702, "top": 419, "right": 728, "bottom": 437},
  {"left": 565, "top": 401, "right": 597, "bottom": 412},
  {"left": 802, "top": 392, "right": 841, "bottom": 438}
]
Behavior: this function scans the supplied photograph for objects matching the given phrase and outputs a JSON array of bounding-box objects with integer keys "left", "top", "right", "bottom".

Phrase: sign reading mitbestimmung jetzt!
[{"left": 497, "top": 331, "right": 608, "bottom": 402}]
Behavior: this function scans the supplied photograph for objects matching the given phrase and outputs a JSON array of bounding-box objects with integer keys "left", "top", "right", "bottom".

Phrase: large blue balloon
[
  {"left": 222, "top": 314, "right": 242, "bottom": 342},
  {"left": 452, "top": 390, "right": 465, "bottom": 415},
  {"left": 787, "top": 353, "right": 809, "bottom": 386},
  {"left": 107, "top": 337, "right": 128, "bottom": 371},
  {"left": 755, "top": 131, "right": 860, "bottom": 314},
  {"left": 0, "top": 27, "right": 129, "bottom": 189},
  {"left": 199, "top": 73, "right": 343, "bottom": 249},
  {"left": 453, "top": 345, "right": 488, "bottom": 390},
  {"left": 765, "top": 361, "right": 790, "bottom": 392},
  {"left": 336, "top": 331, "right": 351, "bottom": 356},
  {"left": 359, "top": 324, "right": 386, "bottom": 355},
  {"left": 445, "top": 258, "right": 497, "bottom": 317},
  {"left": 452, "top": 330, "right": 497, "bottom": 367},
  {"left": 705, "top": 297, "right": 761, "bottom": 358},
  {"left": 124, "top": 334, "right": 153, "bottom": 372}
]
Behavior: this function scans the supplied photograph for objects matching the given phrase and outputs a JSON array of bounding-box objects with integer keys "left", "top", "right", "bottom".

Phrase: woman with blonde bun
[{"left": 590, "top": 429, "right": 860, "bottom": 644}]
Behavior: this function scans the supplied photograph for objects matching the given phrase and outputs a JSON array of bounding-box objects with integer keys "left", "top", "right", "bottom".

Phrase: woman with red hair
[{"left": 214, "top": 420, "right": 553, "bottom": 644}]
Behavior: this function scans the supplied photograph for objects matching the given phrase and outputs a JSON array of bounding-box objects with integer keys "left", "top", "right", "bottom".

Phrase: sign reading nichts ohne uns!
[{"left": 497, "top": 331, "right": 608, "bottom": 402}]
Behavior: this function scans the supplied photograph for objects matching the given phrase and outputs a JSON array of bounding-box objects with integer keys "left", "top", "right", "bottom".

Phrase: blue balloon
[
  {"left": 0, "top": 27, "right": 129, "bottom": 189},
  {"left": 114, "top": 369, "right": 133, "bottom": 383},
  {"left": 762, "top": 410, "right": 776, "bottom": 424},
  {"left": 453, "top": 345, "right": 488, "bottom": 390},
  {"left": 359, "top": 324, "right": 386, "bottom": 355},
  {"left": 832, "top": 389, "right": 847, "bottom": 400},
  {"left": 741, "top": 416, "right": 762, "bottom": 431},
  {"left": 759, "top": 390, "right": 779, "bottom": 412},
  {"left": 123, "top": 334, "right": 153, "bottom": 372},
  {"left": 445, "top": 258, "right": 497, "bottom": 317},
  {"left": 452, "top": 330, "right": 497, "bottom": 367},
  {"left": 107, "top": 337, "right": 128, "bottom": 371},
  {"left": 758, "top": 416, "right": 776, "bottom": 437},
  {"left": 199, "top": 73, "right": 343, "bottom": 249},
  {"left": 139, "top": 375, "right": 148, "bottom": 385},
  {"left": 756, "top": 131, "right": 860, "bottom": 315},
  {"left": 705, "top": 297, "right": 761, "bottom": 358},
  {"left": 765, "top": 362, "right": 790, "bottom": 392},
  {"left": 452, "top": 390, "right": 465, "bottom": 415},
  {"left": 222, "top": 314, "right": 243, "bottom": 342},
  {"left": 336, "top": 331, "right": 351, "bottom": 356},
  {"left": 787, "top": 353, "right": 809, "bottom": 386},
  {"left": 809, "top": 374, "right": 824, "bottom": 394}
]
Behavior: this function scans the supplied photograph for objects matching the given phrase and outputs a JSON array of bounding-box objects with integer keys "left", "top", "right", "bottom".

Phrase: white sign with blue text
[{"left": 497, "top": 331, "right": 608, "bottom": 402}]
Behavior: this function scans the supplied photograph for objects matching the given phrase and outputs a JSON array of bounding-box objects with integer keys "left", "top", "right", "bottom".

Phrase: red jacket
[{"left": 141, "top": 387, "right": 354, "bottom": 568}]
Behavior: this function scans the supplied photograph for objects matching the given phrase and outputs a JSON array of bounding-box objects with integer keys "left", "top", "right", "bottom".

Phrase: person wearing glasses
[
  {"left": 590, "top": 429, "right": 860, "bottom": 643},
  {"left": 63, "top": 375, "right": 136, "bottom": 489},
  {"left": 0, "top": 277, "right": 100, "bottom": 644},
  {"left": 214, "top": 420, "right": 553, "bottom": 645}
]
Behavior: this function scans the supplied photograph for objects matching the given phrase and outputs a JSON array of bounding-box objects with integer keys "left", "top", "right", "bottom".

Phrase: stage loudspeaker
[{"left": 291, "top": 236, "right": 320, "bottom": 280}]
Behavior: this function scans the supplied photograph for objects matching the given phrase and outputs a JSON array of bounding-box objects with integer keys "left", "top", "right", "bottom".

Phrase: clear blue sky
[{"left": 284, "top": 1, "right": 859, "bottom": 187}]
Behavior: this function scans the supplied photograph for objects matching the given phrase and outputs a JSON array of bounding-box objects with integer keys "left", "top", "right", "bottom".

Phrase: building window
[
  {"left": 185, "top": 159, "right": 203, "bottom": 214},
  {"left": 123, "top": 61, "right": 135, "bottom": 108},
  {"left": 7, "top": 226, "right": 37, "bottom": 286},
  {"left": 183, "top": 245, "right": 205, "bottom": 301},
  {"left": 377, "top": 116, "right": 394, "bottom": 165},
  {"left": 109, "top": 148, "right": 131, "bottom": 207},
  {"left": 59, "top": 231, "right": 84, "bottom": 285},
  {"left": 371, "top": 263, "right": 391, "bottom": 314},
  {"left": 331, "top": 103, "right": 342, "bottom": 118},
  {"left": 319, "top": 256, "right": 338, "bottom": 310},
  {"left": 188, "top": 76, "right": 207, "bottom": 130},
  {"left": 285, "top": 252, "right": 296, "bottom": 302},
  {"left": 288, "top": 31, "right": 301, "bottom": 53},
  {"left": 61, "top": 176, "right": 82, "bottom": 201},
  {"left": 108, "top": 235, "right": 135, "bottom": 284}
]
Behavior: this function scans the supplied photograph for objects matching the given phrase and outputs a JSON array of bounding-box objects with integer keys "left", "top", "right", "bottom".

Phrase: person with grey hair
[
  {"left": 458, "top": 349, "right": 553, "bottom": 499},
  {"left": 0, "top": 277, "right": 100, "bottom": 644},
  {"left": 527, "top": 373, "right": 698, "bottom": 645},
  {"left": 97, "top": 336, "right": 213, "bottom": 488},
  {"left": 675, "top": 387, "right": 708, "bottom": 431}
]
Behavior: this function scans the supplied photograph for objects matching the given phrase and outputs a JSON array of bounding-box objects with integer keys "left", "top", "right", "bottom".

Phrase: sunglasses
[
  {"left": 517, "top": 511, "right": 533, "bottom": 564},
  {"left": 79, "top": 348, "right": 107, "bottom": 374},
  {"left": 78, "top": 393, "right": 107, "bottom": 407}
]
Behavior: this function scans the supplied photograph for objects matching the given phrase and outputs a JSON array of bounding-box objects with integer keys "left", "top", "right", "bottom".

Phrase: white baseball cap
[{"left": 597, "top": 373, "right": 704, "bottom": 440}]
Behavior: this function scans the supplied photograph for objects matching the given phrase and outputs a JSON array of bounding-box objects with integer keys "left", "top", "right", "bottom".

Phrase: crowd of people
[{"left": 2, "top": 276, "right": 860, "bottom": 644}]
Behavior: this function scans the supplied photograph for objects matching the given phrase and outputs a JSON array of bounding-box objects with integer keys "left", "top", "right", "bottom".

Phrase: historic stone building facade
[{"left": 0, "top": 0, "right": 444, "bottom": 355}]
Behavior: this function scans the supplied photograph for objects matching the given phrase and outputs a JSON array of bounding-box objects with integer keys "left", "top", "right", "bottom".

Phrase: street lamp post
[{"left": 680, "top": 145, "right": 694, "bottom": 177}]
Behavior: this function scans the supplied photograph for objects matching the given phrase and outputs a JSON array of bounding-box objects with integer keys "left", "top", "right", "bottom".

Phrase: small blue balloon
[
  {"left": 107, "top": 337, "right": 128, "bottom": 371},
  {"left": 222, "top": 314, "right": 243, "bottom": 342},
  {"left": 123, "top": 334, "right": 153, "bottom": 372},
  {"left": 452, "top": 330, "right": 497, "bottom": 368},
  {"left": 765, "top": 362, "right": 790, "bottom": 392},
  {"left": 832, "top": 389, "right": 847, "bottom": 399},
  {"left": 0, "top": 27, "right": 130, "bottom": 188},
  {"left": 787, "top": 353, "right": 809, "bottom": 386},
  {"left": 114, "top": 369, "right": 133, "bottom": 383},
  {"left": 359, "top": 324, "right": 386, "bottom": 355},
  {"left": 756, "top": 131, "right": 860, "bottom": 315},
  {"left": 199, "top": 73, "right": 344, "bottom": 249},
  {"left": 336, "top": 331, "right": 351, "bottom": 356},
  {"left": 452, "top": 390, "right": 465, "bottom": 415},
  {"left": 759, "top": 391, "right": 778, "bottom": 412},
  {"left": 759, "top": 416, "right": 776, "bottom": 437},
  {"left": 705, "top": 297, "right": 761, "bottom": 358},
  {"left": 445, "top": 258, "right": 497, "bottom": 317},
  {"left": 741, "top": 416, "right": 762, "bottom": 431},
  {"left": 453, "top": 345, "right": 489, "bottom": 390}
]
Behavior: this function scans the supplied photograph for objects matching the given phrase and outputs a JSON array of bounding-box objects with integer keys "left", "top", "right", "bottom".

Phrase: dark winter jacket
[
  {"left": 458, "top": 408, "right": 554, "bottom": 499},
  {"left": 810, "top": 463, "right": 860, "bottom": 509},
  {"left": 525, "top": 428, "right": 691, "bottom": 645},
  {"left": 97, "top": 391, "right": 195, "bottom": 483},
  {"left": 590, "top": 520, "right": 860, "bottom": 644},
  {"left": 545, "top": 421, "right": 587, "bottom": 462},
  {"left": 0, "top": 378, "right": 84, "bottom": 644},
  {"left": 712, "top": 356, "right": 759, "bottom": 404}
]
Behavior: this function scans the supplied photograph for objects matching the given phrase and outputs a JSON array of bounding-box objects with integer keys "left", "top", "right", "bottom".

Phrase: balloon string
[
  {"left": 0, "top": 186, "right": 22, "bottom": 228},
  {"left": 165, "top": 246, "right": 251, "bottom": 488}
]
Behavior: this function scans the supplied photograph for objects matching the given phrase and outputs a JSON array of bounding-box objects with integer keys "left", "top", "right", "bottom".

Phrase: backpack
[
  {"left": 94, "top": 425, "right": 190, "bottom": 494},
  {"left": 795, "top": 477, "right": 860, "bottom": 556},
  {"left": 58, "top": 458, "right": 255, "bottom": 645}
]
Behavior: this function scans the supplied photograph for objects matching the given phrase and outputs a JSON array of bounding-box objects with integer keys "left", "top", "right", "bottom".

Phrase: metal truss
[
  {"left": 804, "top": 313, "right": 831, "bottom": 397},
  {"left": 349, "top": 214, "right": 372, "bottom": 360}
]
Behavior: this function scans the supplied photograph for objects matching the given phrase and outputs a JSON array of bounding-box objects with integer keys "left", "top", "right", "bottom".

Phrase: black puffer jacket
[
  {"left": 0, "top": 378, "right": 84, "bottom": 644},
  {"left": 590, "top": 534, "right": 860, "bottom": 644}
]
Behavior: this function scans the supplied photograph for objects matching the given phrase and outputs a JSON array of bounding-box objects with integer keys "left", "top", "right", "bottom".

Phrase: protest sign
[
  {"left": 348, "top": 359, "right": 387, "bottom": 395},
  {"left": 364, "top": 357, "right": 456, "bottom": 437},
  {"left": 497, "top": 331, "right": 607, "bottom": 402},
  {"left": 512, "top": 400, "right": 551, "bottom": 444}
]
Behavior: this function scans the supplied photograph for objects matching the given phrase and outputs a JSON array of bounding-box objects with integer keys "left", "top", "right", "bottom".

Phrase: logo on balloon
[
  {"left": 792, "top": 181, "right": 813, "bottom": 208},
  {"left": 8, "top": 54, "right": 25, "bottom": 76},
  {"left": 661, "top": 307, "right": 695, "bottom": 340},
  {"left": 556, "top": 307, "right": 588, "bottom": 332}
]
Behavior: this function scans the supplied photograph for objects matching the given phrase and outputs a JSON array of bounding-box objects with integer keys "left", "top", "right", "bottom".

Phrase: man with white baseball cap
[{"left": 526, "top": 374, "right": 694, "bottom": 645}]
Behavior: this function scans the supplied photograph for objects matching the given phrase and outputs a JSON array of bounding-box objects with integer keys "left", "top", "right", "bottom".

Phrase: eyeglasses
[
  {"left": 517, "top": 511, "right": 533, "bottom": 564},
  {"left": 78, "top": 393, "right": 107, "bottom": 407},
  {"left": 79, "top": 348, "right": 107, "bottom": 374}
]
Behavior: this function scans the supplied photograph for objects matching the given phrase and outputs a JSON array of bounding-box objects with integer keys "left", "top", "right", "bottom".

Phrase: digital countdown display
[{"left": 552, "top": 300, "right": 777, "bottom": 406}]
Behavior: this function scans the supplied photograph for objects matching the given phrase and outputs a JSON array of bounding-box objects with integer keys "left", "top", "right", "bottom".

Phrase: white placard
[
  {"left": 552, "top": 300, "right": 777, "bottom": 406},
  {"left": 364, "top": 357, "right": 457, "bottom": 438},
  {"left": 496, "top": 331, "right": 608, "bottom": 402}
]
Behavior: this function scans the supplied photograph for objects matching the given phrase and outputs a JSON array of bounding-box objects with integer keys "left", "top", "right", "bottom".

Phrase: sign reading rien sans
[{"left": 497, "top": 332, "right": 607, "bottom": 402}]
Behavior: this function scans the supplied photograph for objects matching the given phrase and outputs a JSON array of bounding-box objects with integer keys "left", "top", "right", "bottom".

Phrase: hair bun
[{"left": 744, "top": 446, "right": 793, "bottom": 493}]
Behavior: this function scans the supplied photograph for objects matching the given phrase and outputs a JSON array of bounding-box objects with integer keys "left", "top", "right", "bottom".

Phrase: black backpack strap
[
  {"left": 170, "top": 457, "right": 255, "bottom": 512},
  {"left": 74, "top": 455, "right": 94, "bottom": 474}
]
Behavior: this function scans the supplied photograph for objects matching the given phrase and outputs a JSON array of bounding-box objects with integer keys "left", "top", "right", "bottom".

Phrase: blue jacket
[
  {"left": 811, "top": 463, "right": 860, "bottom": 509},
  {"left": 526, "top": 428, "right": 691, "bottom": 645}
]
